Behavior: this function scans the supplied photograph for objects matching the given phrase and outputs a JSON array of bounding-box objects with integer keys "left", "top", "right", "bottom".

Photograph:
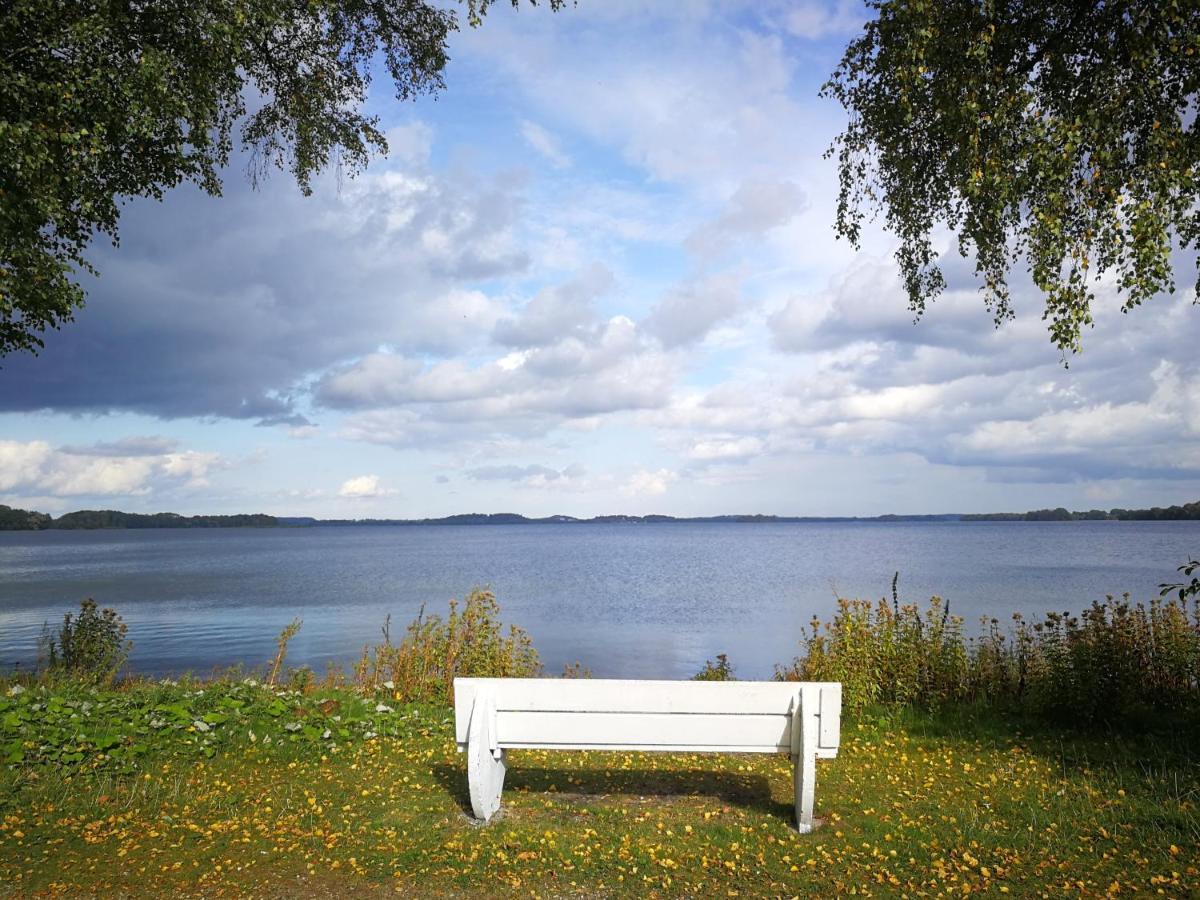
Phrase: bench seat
[{"left": 453, "top": 677, "right": 841, "bottom": 832}]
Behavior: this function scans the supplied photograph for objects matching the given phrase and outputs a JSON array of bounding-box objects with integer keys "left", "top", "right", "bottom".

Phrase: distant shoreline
[{"left": 1, "top": 501, "right": 1198, "bottom": 530}]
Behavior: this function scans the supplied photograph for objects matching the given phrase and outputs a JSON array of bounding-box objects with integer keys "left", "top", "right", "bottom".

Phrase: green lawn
[{"left": 1, "top": 680, "right": 1197, "bottom": 897}]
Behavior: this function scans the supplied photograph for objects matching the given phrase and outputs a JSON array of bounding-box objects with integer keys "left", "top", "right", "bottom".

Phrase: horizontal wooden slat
[
  {"left": 481, "top": 743, "right": 784, "bottom": 753},
  {"left": 455, "top": 678, "right": 822, "bottom": 743},
  {"left": 453, "top": 678, "right": 842, "bottom": 750},
  {"left": 493, "top": 710, "right": 791, "bottom": 750},
  {"left": 456, "top": 742, "right": 842, "bottom": 757},
  {"left": 458, "top": 678, "right": 802, "bottom": 712}
]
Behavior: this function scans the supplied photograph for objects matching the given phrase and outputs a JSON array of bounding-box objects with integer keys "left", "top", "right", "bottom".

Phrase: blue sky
[{"left": 2, "top": 0, "right": 1199, "bottom": 518}]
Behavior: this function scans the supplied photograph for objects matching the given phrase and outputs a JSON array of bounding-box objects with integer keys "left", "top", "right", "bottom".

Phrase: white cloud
[
  {"left": 687, "top": 436, "right": 764, "bottom": 462},
  {"left": 520, "top": 120, "right": 570, "bottom": 168},
  {"left": 643, "top": 274, "right": 742, "bottom": 348},
  {"left": 5, "top": 3, "right": 1200, "bottom": 518},
  {"left": 466, "top": 462, "right": 588, "bottom": 489},
  {"left": 493, "top": 264, "right": 614, "bottom": 348},
  {"left": 0, "top": 439, "right": 223, "bottom": 498},
  {"left": 685, "top": 179, "right": 808, "bottom": 258},
  {"left": 781, "top": 0, "right": 865, "bottom": 39},
  {"left": 621, "top": 468, "right": 678, "bottom": 497},
  {"left": 461, "top": 13, "right": 820, "bottom": 189},
  {"left": 0, "top": 440, "right": 52, "bottom": 492},
  {"left": 337, "top": 475, "right": 393, "bottom": 499}
]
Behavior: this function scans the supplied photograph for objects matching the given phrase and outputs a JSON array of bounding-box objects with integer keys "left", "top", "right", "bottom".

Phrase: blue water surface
[{"left": 1, "top": 521, "right": 1196, "bottom": 679}]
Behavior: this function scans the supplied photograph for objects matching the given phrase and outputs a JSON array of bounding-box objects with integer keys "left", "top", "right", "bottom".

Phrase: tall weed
[
  {"left": 774, "top": 582, "right": 1200, "bottom": 726},
  {"left": 354, "top": 588, "right": 540, "bottom": 704}
]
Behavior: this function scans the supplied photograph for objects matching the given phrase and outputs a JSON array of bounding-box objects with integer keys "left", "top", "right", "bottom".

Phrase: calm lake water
[{"left": 1, "top": 521, "right": 1197, "bottom": 679}]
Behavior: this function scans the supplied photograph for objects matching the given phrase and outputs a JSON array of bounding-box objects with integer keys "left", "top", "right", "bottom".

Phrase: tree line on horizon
[
  {"left": 0, "top": 507, "right": 277, "bottom": 531},
  {"left": 2, "top": 501, "right": 1200, "bottom": 532},
  {"left": 962, "top": 500, "right": 1200, "bottom": 522}
]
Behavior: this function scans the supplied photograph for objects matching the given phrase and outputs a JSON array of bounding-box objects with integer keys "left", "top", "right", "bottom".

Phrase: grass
[{"left": 1, "top": 680, "right": 1197, "bottom": 897}]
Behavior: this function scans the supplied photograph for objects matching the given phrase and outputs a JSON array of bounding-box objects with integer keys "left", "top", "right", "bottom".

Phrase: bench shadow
[{"left": 432, "top": 761, "right": 793, "bottom": 821}]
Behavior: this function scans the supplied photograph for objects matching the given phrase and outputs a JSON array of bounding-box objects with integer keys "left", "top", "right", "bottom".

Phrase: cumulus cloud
[
  {"left": 316, "top": 266, "right": 680, "bottom": 447},
  {"left": 0, "top": 439, "right": 221, "bottom": 498},
  {"left": 687, "top": 435, "right": 764, "bottom": 463},
  {"left": 769, "top": 254, "right": 1003, "bottom": 358},
  {"left": 938, "top": 362, "right": 1200, "bottom": 480},
  {"left": 337, "top": 475, "right": 393, "bottom": 499},
  {"left": 621, "top": 468, "right": 678, "bottom": 498},
  {"left": 321, "top": 324, "right": 676, "bottom": 445},
  {"left": 0, "top": 134, "right": 526, "bottom": 423},
  {"left": 493, "top": 264, "right": 614, "bottom": 348},
  {"left": 5, "top": 2, "right": 1199, "bottom": 516},
  {"left": 642, "top": 274, "right": 742, "bottom": 348},
  {"left": 685, "top": 179, "right": 808, "bottom": 258}
]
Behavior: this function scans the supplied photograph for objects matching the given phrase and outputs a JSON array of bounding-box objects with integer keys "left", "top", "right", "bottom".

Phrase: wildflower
[{"left": 7, "top": 685, "right": 25, "bottom": 697}]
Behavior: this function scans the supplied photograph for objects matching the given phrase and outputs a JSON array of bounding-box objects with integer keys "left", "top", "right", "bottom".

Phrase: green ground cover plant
[
  {"left": 0, "top": 679, "right": 1196, "bottom": 897},
  {"left": 0, "top": 584, "right": 1197, "bottom": 896}
]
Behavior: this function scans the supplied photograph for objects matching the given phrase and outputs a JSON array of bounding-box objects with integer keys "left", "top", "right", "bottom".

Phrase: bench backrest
[{"left": 454, "top": 678, "right": 841, "bottom": 756}]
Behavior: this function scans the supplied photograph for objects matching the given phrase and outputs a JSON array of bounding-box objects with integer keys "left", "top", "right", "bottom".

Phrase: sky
[{"left": 2, "top": 0, "right": 1199, "bottom": 519}]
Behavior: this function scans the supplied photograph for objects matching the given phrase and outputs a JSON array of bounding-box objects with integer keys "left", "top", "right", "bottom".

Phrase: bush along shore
[{"left": 1, "top": 577, "right": 1198, "bottom": 897}]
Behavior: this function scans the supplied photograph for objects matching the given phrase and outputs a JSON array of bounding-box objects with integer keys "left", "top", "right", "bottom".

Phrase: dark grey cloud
[{"left": 0, "top": 141, "right": 527, "bottom": 423}]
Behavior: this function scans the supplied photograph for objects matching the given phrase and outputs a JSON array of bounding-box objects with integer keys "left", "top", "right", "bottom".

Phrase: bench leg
[
  {"left": 792, "top": 690, "right": 816, "bottom": 833},
  {"left": 467, "top": 694, "right": 506, "bottom": 822}
]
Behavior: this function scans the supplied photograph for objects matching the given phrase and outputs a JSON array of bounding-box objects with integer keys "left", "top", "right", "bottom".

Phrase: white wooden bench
[{"left": 453, "top": 677, "right": 841, "bottom": 832}]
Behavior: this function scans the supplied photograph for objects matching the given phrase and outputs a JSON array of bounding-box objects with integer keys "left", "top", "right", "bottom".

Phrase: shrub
[
  {"left": 354, "top": 588, "right": 540, "bottom": 704},
  {"left": 774, "top": 582, "right": 1200, "bottom": 727},
  {"left": 774, "top": 596, "right": 968, "bottom": 708},
  {"left": 41, "top": 598, "right": 131, "bottom": 684},
  {"left": 692, "top": 653, "right": 735, "bottom": 681}
]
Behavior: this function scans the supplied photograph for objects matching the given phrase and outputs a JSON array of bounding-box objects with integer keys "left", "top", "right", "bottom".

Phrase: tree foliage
[
  {"left": 0, "top": 0, "right": 562, "bottom": 356},
  {"left": 825, "top": 1, "right": 1200, "bottom": 355}
]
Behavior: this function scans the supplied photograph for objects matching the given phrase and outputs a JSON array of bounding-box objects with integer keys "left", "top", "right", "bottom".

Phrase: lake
[{"left": 1, "top": 521, "right": 1197, "bottom": 679}]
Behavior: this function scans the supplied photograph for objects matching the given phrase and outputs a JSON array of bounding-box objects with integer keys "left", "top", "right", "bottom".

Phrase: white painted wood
[
  {"left": 793, "top": 688, "right": 817, "bottom": 833},
  {"left": 818, "top": 684, "right": 841, "bottom": 751},
  {"left": 494, "top": 711, "right": 792, "bottom": 749},
  {"left": 453, "top": 677, "right": 841, "bottom": 831},
  {"left": 466, "top": 692, "right": 506, "bottom": 822},
  {"left": 453, "top": 679, "right": 833, "bottom": 743}
]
